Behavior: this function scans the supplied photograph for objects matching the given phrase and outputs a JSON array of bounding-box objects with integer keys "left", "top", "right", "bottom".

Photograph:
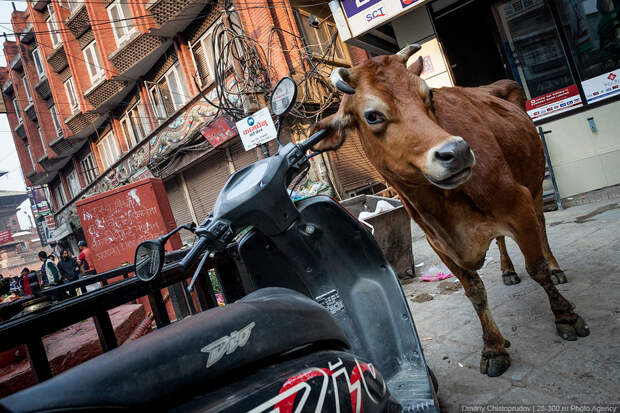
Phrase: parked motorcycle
[{"left": 0, "top": 78, "right": 439, "bottom": 412}]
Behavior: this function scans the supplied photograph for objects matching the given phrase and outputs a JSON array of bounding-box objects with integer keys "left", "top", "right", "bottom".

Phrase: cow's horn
[
  {"left": 396, "top": 43, "right": 421, "bottom": 63},
  {"left": 330, "top": 67, "right": 355, "bottom": 94}
]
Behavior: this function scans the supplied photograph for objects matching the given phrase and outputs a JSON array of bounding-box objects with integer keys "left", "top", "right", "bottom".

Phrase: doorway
[{"left": 432, "top": 0, "right": 507, "bottom": 87}]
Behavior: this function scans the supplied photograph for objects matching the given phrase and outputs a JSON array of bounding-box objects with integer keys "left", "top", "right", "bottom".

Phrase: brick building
[{"left": 1, "top": 0, "right": 383, "bottom": 250}]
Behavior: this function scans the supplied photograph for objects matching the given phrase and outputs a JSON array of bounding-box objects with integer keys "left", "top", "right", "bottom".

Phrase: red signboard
[
  {"left": 200, "top": 117, "right": 237, "bottom": 148},
  {"left": 526, "top": 84, "right": 582, "bottom": 121},
  {"left": 44, "top": 215, "right": 56, "bottom": 230},
  {"left": 0, "top": 230, "right": 13, "bottom": 245}
]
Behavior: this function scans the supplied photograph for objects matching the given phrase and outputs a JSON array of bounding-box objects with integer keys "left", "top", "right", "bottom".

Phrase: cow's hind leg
[
  {"left": 496, "top": 237, "right": 521, "bottom": 285},
  {"left": 512, "top": 187, "right": 589, "bottom": 340},
  {"left": 433, "top": 250, "right": 511, "bottom": 377},
  {"left": 534, "top": 192, "right": 567, "bottom": 284}
]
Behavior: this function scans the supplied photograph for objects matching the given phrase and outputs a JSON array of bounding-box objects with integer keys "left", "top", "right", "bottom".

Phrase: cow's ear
[
  {"left": 310, "top": 112, "right": 353, "bottom": 151},
  {"left": 408, "top": 56, "right": 424, "bottom": 76}
]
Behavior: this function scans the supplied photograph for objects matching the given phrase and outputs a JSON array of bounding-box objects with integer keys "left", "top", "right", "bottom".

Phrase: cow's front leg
[{"left": 433, "top": 250, "right": 511, "bottom": 377}]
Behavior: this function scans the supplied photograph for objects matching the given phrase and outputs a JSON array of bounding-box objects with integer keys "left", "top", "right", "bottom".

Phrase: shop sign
[
  {"left": 45, "top": 215, "right": 56, "bottom": 230},
  {"left": 236, "top": 107, "right": 277, "bottom": 151},
  {"left": 525, "top": 84, "right": 582, "bottom": 121},
  {"left": 200, "top": 117, "right": 238, "bottom": 148},
  {"left": 0, "top": 230, "right": 13, "bottom": 245},
  {"left": 581, "top": 69, "right": 620, "bottom": 104},
  {"left": 338, "top": 0, "right": 428, "bottom": 38}
]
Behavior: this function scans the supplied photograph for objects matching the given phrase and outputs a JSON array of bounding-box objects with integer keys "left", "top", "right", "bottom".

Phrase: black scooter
[{"left": 0, "top": 78, "right": 439, "bottom": 412}]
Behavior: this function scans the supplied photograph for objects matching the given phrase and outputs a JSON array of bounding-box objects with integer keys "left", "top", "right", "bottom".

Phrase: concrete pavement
[{"left": 403, "top": 200, "right": 620, "bottom": 411}]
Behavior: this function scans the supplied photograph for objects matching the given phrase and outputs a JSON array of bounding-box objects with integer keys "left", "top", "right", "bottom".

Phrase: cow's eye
[{"left": 364, "top": 110, "right": 385, "bottom": 125}]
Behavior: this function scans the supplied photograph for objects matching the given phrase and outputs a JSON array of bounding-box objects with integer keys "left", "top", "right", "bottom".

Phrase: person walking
[
  {"left": 39, "top": 251, "right": 64, "bottom": 301},
  {"left": 58, "top": 249, "right": 80, "bottom": 282},
  {"left": 77, "top": 241, "right": 96, "bottom": 275}
]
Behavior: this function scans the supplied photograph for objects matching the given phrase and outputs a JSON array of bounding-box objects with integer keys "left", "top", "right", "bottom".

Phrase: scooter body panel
[{"left": 238, "top": 195, "right": 439, "bottom": 412}]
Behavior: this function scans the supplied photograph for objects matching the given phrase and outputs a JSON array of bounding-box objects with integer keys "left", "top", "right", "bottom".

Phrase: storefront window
[
  {"left": 493, "top": 0, "right": 583, "bottom": 120},
  {"left": 554, "top": 0, "right": 620, "bottom": 103}
]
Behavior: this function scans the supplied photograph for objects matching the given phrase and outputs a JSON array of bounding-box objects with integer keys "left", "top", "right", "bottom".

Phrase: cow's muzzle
[{"left": 425, "top": 137, "right": 475, "bottom": 189}]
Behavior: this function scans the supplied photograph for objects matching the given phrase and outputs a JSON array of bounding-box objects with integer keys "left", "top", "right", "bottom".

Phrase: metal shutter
[
  {"left": 330, "top": 133, "right": 384, "bottom": 193},
  {"left": 164, "top": 176, "right": 195, "bottom": 246},
  {"left": 230, "top": 141, "right": 259, "bottom": 170},
  {"left": 184, "top": 150, "right": 231, "bottom": 222}
]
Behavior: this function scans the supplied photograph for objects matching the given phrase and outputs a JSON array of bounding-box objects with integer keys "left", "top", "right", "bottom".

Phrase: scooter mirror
[
  {"left": 270, "top": 77, "right": 297, "bottom": 117},
  {"left": 134, "top": 240, "right": 164, "bottom": 282}
]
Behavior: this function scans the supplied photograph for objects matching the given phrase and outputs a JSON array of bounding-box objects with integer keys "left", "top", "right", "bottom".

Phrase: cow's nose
[{"left": 434, "top": 139, "right": 473, "bottom": 171}]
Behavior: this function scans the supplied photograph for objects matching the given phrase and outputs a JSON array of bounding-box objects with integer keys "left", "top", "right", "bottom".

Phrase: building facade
[
  {"left": 330, "top": 0, "right": 620, "bottom": 200},
  {"left": 1, "top": 0, "right": 384, "bottom": 250}
]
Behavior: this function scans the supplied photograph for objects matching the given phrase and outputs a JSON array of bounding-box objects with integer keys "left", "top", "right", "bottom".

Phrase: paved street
[{"left": 403, "top": 200, "right": 620, "bottom": 411}]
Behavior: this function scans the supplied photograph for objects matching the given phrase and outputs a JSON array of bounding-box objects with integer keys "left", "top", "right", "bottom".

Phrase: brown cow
[{"left": 315, "top": 45, "right": 589, "bottom": 377}]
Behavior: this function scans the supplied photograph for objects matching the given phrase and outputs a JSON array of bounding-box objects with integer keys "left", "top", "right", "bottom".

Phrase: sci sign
[
  {"left": 236, "top": 107, "right": 277, "bottom": 151},
  {"left": 337, "top": 0, "right": 428, "bottom": 39}
]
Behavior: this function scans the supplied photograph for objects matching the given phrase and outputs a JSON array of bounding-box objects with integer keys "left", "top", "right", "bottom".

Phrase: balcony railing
[
  {"left": 66, "top": 4, "right": 90, "bottom": 39},
  {"left": 109, "top": 33, "right": 171, "bottom": 80},
  {"left": 10, "top": 54, "right": 23, "bottom": 71},
  {"left": 2, "top": 79, "right": 13, "bottom": 95},
  {"left": 46, "top": 45, "right": 68, "bottom": 73},
  {"left": 65, "top": 110, "right": 107, "bottom": 138},
  {"left": 31, "top": 0, "right": 50, "bottom": 11},
  {"left": 34, "top": 76, "right": 51, "bottom": 100},
  {"left": 20, "top": 24, "right": 35, "bottom": 44},
  {"left": 50, "top": 135, "right": 87, "bottom": 158},
  {"left": 14, "top": 122, "right": 26, "bottom": 140},
  {"left": 84, "top": 79, "right": 129, "bottom": 113},
  {"left": 25, "top": 102, "right": 37, "bottom": 121},
  {"left": 147, "top": 0, "right": 210, "bottom": 36}
]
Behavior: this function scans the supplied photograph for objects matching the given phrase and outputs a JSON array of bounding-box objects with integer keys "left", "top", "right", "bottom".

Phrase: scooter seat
[{"left": 0, "top": 287, "right": 349, "bottom": 412}]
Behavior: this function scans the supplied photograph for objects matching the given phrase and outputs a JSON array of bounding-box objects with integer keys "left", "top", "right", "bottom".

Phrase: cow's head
[{"left": 315, "top": 44, "right": 475, "bottom": 190}]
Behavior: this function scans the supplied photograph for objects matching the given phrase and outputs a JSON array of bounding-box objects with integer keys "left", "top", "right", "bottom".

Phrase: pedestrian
[
  {"left": 20, "top": 268, "right": 39, "bottom": 296},
  {"left": 58, "top": 249, "right": 81, "bottom": 282},
  {"left": 38, "top": 251, "right": 61, "bottom": 286},
  {"left": 77, "top": 241, "right": 96, "bottom": 275},
  {"left": 48, "top": 241, "right": 62, "bottom": 258}
]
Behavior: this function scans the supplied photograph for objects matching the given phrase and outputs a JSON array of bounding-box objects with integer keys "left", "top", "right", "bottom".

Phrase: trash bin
[{"left": 340, "top": 195, "right": 414, "bottom": 277}]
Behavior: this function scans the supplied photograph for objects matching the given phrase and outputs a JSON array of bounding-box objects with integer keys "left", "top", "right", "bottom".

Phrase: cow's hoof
[
  {"left": 550, "top": 269, "right": 568, "bottom": 284},
  {"left": 480, "top": 351, "right": 510, "bottom": 377},
  {"left": 502, "top": 272, "right": 521, "bottom": 286},
  {"left": 556, "top": 315, "right": 590, "bottom": 340}
]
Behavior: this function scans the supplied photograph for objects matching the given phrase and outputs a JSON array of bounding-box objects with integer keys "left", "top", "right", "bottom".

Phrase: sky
[{"left": 0, "top": 0, "right": 35, "bottom": 231}]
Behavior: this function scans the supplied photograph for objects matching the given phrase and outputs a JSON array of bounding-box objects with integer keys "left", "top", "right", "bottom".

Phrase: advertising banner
[
  {"left": 0, "top": 230, "right": 13, "bottom": 245},
  {"left": 236, "top": 107, "right": 277, "bottom": 151},
  {"left": 339, "top": 0, "right": 428, "bottom": 37},
  {"left": 200, "top": 117, "right": 238, "bottom": 148},
  {"left": 581, "top": 69, "right": 620, "bottom": 104},
  {"left": 525, "top": 84, "right": 583, "bottom": 121}
]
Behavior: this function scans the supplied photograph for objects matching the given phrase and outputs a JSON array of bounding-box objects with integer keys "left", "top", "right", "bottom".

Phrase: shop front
[{"left": 330, "top": 0, "right": 620, "bottom": 198}]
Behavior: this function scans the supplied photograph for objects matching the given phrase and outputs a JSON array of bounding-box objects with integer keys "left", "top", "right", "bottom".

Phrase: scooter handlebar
[
  {"left": 299, "top": 128, "right": 329, "bottom": 152},
  {"left": 179, "top": 235, "right": 210, "bottom": 271}
]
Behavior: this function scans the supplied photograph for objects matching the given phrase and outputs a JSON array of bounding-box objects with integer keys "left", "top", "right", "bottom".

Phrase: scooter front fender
[{"left": 238, "top": 195, "right": 439, "bottom": 412}]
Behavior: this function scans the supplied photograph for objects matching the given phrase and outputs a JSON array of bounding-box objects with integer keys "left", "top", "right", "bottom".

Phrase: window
[
  {"left": 97, "top": 131, "right": 121, "bottom": 169},
  {"left": 296, "top": 10, "right": 348, "bottom": 64},
  {"left": 53, "top": 181, "right": 67, "bottom": 207},
  {"left": 492, "top": 0, "right": 582, "bottom": 120},
  {"left": 38, "top": 127, "right": 47, "bottom": 156},
  {"left": 554, "top": 0, "right": 620, "bottom": 104},
  {"left": 22, "top": 76, "right": 32, "bottom": 103},
  {"left": 107, "top": 0, "right": 135, "bottom": 46},
  {"left": 148, "top": 62, "right": 189, "bottom": 120},
  {"left": 47, "top": 5, "right": 62, "bottom": 48},
  {"left": 121, "top": 101, "right": 150, "bottom": 148},
  {"left": 66, "top": 169, "right": 81, "bottom": 198},
  {"left": 80, "top": 152, "right": 98, "bottom": 184},
  {"left": 191, "top": 15, "right": 242, "bottom": 87},
  {"left": 32, "top": 48, "right": 46, "bottom": 79},
  {"left": 64, "top": 78, "right": 79, "bottom": 114},
  {"left": 83, "top": 41, "right": 105, "bottom": 84},
  {"left": 50, "top": 105, "right": 62, "bottom": 134},
  {"left": 12, "top": 98, "right": 21, "bottom": 122},
  {"left": 27, "top": 144, "right": 35, "bottom": 170}
]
